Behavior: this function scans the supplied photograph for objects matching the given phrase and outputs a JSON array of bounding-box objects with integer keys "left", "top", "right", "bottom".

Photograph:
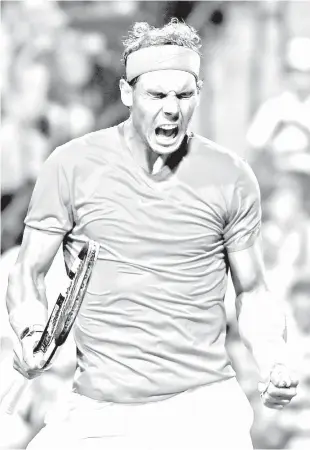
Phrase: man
[
  {"left": 247, "top": 37, "right": 310, "bottom": 174},
  {"left": 6, "top": 19, "right": 298, "bottom": 449}
]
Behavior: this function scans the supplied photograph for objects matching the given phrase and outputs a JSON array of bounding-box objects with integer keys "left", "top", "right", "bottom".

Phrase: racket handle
[{"left": 1, "top": 374, "right": 32, "bottom": 415}]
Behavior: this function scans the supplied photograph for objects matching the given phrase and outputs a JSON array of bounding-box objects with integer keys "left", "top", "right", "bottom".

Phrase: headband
[{"left": 126, "top": 45, "right": 201, "bottom": 83}]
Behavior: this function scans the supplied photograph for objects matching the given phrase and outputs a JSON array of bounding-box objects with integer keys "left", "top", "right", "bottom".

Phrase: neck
[{"left": 123, "top": 118, "right": 167, "bottom": 173}]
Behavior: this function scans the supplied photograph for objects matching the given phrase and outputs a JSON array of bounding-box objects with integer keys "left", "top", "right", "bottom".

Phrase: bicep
[
  {"left": 228, "top": 236, "right": 267, "bottom": 297},
  {"left": 16, "top": 226, "right": 64, "bottom": 277}
]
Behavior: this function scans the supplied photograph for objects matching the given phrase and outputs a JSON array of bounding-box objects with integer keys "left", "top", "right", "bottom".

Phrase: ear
[
  {"left": 197, "top": 79, "right": 203, "bottom": 93},
  {"left": 120, "top": 78, "right": 133, "bottom": 108},
  {"left": 196, "top": 79, "right": 203, "bottom": 106}
]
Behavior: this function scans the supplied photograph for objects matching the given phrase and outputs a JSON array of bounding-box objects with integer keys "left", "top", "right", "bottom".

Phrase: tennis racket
[{"left": 1, "top": 239, "right": 100, "bottom": 414}]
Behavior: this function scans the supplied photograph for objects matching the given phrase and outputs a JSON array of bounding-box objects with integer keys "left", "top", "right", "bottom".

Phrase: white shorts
[{"left": 27, "top": 377, "right": 254, "bottom": 450}]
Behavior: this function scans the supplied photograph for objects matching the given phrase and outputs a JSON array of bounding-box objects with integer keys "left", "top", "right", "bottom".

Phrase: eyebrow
[{"left": 146, "top": 88, "right": 195, "bottom": 95}]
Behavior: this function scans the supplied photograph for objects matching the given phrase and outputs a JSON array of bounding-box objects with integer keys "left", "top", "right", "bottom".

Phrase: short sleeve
[
  {"left": 224, "top": 160, "right": 261, "bottom": 252},
  {"left": 24, "top": 149, "right": 74, "bottom": 234}
]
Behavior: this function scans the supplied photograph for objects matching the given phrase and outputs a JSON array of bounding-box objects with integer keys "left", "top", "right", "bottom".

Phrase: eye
[
  {"left": 177, "top": 92, "right": 194, "bottom": 99},
  {"left": 150, "top": 93, "right": 166, "bottom": 99}
]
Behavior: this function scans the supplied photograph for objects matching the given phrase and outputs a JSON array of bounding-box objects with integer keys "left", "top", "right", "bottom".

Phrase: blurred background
[{"left": 1, "top": 0, "right": 310, "bottom": 448}]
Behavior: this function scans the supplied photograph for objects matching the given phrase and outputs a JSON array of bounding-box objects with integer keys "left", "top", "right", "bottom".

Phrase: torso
[{"left": 27, "top": 123, "right": 259, "bottom": 403}]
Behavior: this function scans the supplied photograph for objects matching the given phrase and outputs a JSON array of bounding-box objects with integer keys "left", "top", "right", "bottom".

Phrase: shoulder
[
  {"left": 189, "top": 133, "right": 255, "bottom": 185},
  {"left": 45, "top": 125, "right": 122, "bottom": 170}
]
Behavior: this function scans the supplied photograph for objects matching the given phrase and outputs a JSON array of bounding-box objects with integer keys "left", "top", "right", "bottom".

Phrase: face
[{"left": 127, "top": 70, "right": 200, "bottom": 155}]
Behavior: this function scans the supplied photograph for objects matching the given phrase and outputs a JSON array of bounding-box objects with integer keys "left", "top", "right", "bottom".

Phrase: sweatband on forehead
[{"left": 126, "top": 45, "right": 201, "bottom": 82}]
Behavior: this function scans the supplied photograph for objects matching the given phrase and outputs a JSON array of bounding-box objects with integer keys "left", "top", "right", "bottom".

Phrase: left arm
[{"left": 229, "top": 237, "right": 298, "bottom": 409}]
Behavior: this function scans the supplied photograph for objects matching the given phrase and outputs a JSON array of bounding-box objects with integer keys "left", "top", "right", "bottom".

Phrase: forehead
[{"left": 138, "top": 70, "right": 196, "bottom": 92}]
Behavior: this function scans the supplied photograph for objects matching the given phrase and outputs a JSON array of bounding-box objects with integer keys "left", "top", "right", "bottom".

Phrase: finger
[
  {"left": 14, "top": 342, "right": 45, "bottom": 377},
  {"left": 263, "top": 394, "right": 296, "bottom": 406},
  {"left": 12, "top": 359, "right": 32, "bottom": 379},
  {"left": 261, "top": 395, "right": 291, "bottom": 409},
  {"left": 23, "top": 351, "right": 45, "bottom": 371},
  {"left": 279, "top": 399, "right": 291, "bottom": 405},
  {"left": 270, "top": 366, "right": 292, "bottom": 388},
  {"left": 263, "top": 395, "right": 292, "bottom": 405},
  {"left": 264, "top": 403, "right": 285, "bottom": 410},
  {"left": 13, "top": 350, "right": 29, "bottom": 375},
  {"left": 22, "top": 337, "right": 45, "bottom": 370},
  {"left": 13, "top": 348, "right": 22, "bottom": 366},
  {"left": 289, "top": 375, "right": 300, "bottom": 388},
  {"left": 12, "top": 358, "right": 44, "bottom": 380},
  {"left": 22, "top": 350, "right": 39, "bottom": 369},
  {"left": 21, "top": 333, "right": 41, "bottom": 352},
  {"left": 266, "top": 385, "right": 298, "bottom": 399},
  {"left": 25, "top": 369, "right": 45, "bottom": 380}
]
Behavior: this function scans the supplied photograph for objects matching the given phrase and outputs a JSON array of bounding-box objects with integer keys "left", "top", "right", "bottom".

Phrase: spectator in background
[
  {"left": 241, "top": 37, "right": 310, "bottom": 445},
  {"left": 1, "top": 0, "right": 124, "bottom": 253},
  {"left": 246, "top": 36, "right": 310, "bottom": 305},
  {"left": 46, "top": 29, "right": 96, "bottom": 148},
  {"left": 261, "top": 171, "right": 310, "bottom": 298},
  {"left": 1, "top": 1, "right": 65, "bottom": 251},
  {"left": 247, "top": 37, "right": 310, "bottom": 173},
  {"left": 1, "top": 60, "right": 51, "bottom": 252},
  {"left": 246, "top": 36, "right": 310, "bottom": 219}
]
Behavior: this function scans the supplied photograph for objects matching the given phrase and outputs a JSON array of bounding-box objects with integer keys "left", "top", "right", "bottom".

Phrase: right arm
[
  {"left": 7, "top": 226, "right": 64, "bottom": 376},
  {"left": 7, "top": 146, "right": 74, "bottom": 376}
]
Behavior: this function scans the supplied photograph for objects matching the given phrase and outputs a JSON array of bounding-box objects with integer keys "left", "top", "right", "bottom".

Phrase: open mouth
[{"left": 155, "top": 124, "right": 179, "bottom": 140}]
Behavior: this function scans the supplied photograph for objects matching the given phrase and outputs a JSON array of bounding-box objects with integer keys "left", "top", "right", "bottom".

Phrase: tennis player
[{"left": 7, "top": 19, "right": 298, "bottom": 449}]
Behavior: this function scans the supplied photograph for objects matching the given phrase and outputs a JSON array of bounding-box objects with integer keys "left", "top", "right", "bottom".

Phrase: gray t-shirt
[{"left": 25, "top": 124, "right": 261, "bottom": 403}]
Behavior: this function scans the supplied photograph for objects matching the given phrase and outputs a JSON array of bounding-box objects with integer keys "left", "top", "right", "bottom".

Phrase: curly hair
[{"left": 122, "top": 18, "right": 201, "bottom": 68}]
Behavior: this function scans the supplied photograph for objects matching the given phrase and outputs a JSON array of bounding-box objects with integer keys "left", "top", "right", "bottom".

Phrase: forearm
[
  {"left": 236, "top": 287, "right": 289, "bottom": 379},
  {"left": 6, "top": 263, "right": 48, "bottom": 338}
]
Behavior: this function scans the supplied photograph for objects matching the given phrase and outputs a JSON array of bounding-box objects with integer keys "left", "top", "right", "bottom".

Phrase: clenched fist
[
  {"left": 259, "top": 363, "right": 299, "bottom": 409},
  {"left": 13, "top": 330, "right": 46, "bottom": 379}
]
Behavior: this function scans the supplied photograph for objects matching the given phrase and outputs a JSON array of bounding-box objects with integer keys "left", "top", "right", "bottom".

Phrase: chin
[
  {"left": 152, "top": 146, "right": 179, "bottom": 156},
  {"left": 149, "top": 136, "right": 185, "bottom": 155}
]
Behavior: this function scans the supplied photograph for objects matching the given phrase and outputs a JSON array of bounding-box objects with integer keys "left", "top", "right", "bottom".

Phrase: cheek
[
  {"left": 132, "top": 100, "right": 157, "bottom": 128},
  {"left": 181, "top": 99, "right": 198, "bottom": 120}
]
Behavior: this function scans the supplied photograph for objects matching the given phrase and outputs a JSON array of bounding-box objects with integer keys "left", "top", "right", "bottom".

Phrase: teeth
[{"left": 159, "top": 124, "right": 178, "bottom": 130}]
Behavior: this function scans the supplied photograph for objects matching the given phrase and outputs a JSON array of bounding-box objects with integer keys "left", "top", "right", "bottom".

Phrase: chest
[{"left": 72, "top": 164, "right": 226, "bottom": 259}]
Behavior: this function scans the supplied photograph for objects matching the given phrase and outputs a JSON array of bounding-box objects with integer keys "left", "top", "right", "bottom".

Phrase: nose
[{"left": 162, "top": 93, "right": 180, "bottom": 120}]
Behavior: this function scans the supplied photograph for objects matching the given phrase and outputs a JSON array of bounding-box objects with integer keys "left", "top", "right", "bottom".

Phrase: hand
[
  {"left": 13, "top": 331, "right": 46, "bottom": 380},
  {"left": 259, "top": 364, "right": 299, "bottom": 410}
]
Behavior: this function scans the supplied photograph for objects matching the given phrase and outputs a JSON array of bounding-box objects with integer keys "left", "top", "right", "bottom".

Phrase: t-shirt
[{"left": 25, "top": 123, "right": 261, "bottom": 403}]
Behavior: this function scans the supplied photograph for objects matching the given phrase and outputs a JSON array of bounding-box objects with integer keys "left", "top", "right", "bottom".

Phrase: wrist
[
  {"left": 9, "top": 302, "right": 47, "bottom": 339},
  {"left": 252, "top": 339, "right": 289, "bottom": 381},
  {"left": 20, "top": 324, "right": 45, "bottom": 341}
]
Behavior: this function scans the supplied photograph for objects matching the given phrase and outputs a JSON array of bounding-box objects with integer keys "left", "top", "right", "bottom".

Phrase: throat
[{"left": 151, "top": 156, "right": 165, "bottom": 175}]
